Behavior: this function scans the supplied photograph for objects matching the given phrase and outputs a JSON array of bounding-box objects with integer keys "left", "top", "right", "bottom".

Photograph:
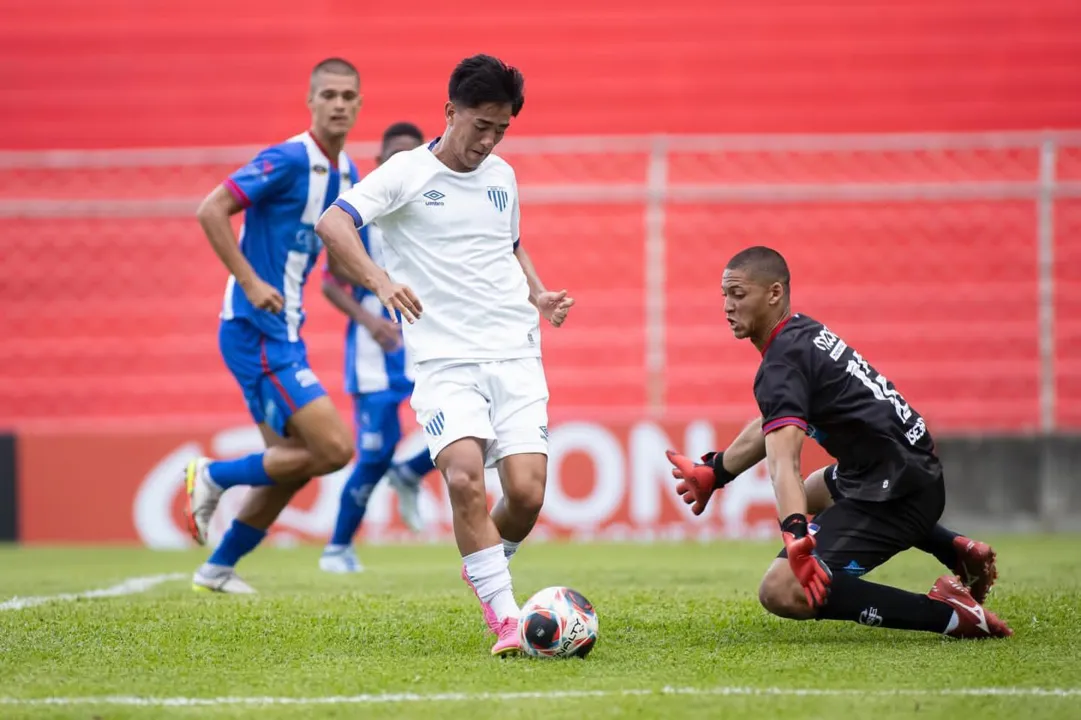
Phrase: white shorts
[{"left": 411, "top": 357, "right": 549, "bottom": 467}]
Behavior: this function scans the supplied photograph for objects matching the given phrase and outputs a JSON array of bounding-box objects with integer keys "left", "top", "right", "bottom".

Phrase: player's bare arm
[
  {"left": 196, "top": 184, "right": 284, "bottom": 313},
  {"left": 725, "top": 417, "right": 767, "bottom": 471},
  {"left": 664, "top": 416, "right": 764, "bottom": 515},
  {"left": 321, "top": 272, "right": 401, "bottom": 352},
  {"left": 514, "top": 245, "right": 573, "bottom": 327},
  {"left": 764, "top": 424, "right": 808, "bottom": 521},
  {"left": 315, "top": 205, "right": 423, "bottom": 323}
]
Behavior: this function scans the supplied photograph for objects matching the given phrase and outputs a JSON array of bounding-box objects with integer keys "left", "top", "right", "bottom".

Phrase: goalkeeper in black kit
[{"left": 666, "top": 246, "right": 1012, "bottom": 639}]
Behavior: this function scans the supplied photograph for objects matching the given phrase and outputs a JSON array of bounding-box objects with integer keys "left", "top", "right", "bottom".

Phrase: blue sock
[
  {"left": 207, "top": 520, "right": 267, "bottom": 568},
  {"left": 395, "top": 449, "right": 435, "bottom": 485},
  {"left": 330, "top": 462, "right": 386, "bottom": 547},
  {"left": 207, "top": 452, "right": 274, "bottom": 490}
]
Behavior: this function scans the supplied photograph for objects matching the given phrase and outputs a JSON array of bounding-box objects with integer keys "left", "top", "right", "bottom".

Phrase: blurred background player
[
  {"left": 667, "top": 246, "right": 1010, "bottom": 638},
  {"left": 320, "top": 121, "right": 436, "bottom": 573},
  {"left": 185, "top": 58, "right": 367, "bottom": 593},
  {"left": 315, "top": 55, "right": 575, "bottom": 655}
]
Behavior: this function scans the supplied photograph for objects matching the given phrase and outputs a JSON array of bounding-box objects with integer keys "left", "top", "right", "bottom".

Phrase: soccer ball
[{"left": 517, "top": 586, "right": 599, "bottom": 658}]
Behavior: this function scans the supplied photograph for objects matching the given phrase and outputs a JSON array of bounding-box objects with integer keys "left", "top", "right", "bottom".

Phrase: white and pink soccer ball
[{"left": 517, "top": 586, "right": 599, "bottom": 658}]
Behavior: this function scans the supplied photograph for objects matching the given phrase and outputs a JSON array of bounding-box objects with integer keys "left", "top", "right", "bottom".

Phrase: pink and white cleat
[
  {"left": 461, "top": 564, "right": 500, "bottom": 634},
  {"left": 490, "top": 617, "right": 521, "bottom": 657}
]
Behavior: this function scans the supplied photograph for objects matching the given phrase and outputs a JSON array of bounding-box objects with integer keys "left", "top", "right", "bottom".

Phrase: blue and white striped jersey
[
  {"left": 221, "top": 131, "right": 359, "bottom": 342},
  {"left": 327, "top": 224, "right": 415, "bottom": 395}
]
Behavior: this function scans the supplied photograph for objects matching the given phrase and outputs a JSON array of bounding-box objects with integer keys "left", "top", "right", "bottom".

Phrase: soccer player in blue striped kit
[
  {"left": 320, "top": 122, "right": 436, "bottom": 573},
  {"left": 185, "top": 58, "right": 411, "bottom": 592}
]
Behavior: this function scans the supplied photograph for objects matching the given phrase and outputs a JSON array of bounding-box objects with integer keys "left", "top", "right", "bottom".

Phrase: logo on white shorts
[
  {"left": 540, "top": 425, "right": 548, "bottom": 440},
  {"left": 425, "top": 411, "right": 445, "bottom": 437}
]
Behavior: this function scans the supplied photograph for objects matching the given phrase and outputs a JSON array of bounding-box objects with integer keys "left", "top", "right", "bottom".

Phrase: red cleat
[
  {"left": 928, "top": 575, "right": 1012, "bottom": 639},
  {"left": 952, "top": 536, "right": 997, "bottom": 604}
]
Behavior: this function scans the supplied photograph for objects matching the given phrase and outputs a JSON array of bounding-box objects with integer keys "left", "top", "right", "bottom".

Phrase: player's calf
[
  {"left": 235, "top": 479, "right": 311, "bottom": 529},
  {"left": 439, "top": 438, "right": 520, "bottom": 640},
  {"left": 492, "top": 453, "right": 547, "bottom": 544}
]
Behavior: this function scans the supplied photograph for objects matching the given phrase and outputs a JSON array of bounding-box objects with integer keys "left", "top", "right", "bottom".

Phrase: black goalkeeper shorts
[{"left": 776, "top": 465, "right": 946, "bottom": 578}]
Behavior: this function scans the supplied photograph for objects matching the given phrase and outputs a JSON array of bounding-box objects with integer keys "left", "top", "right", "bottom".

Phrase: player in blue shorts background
[
  {"left": 185, "top": 58, "right": 409, "bottom": 592},
  {"left": 319, "top": 122, "right": 436, "bottom": 573}
]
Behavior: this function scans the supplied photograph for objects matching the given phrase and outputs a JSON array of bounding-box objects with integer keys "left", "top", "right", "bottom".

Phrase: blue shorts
[
  {"left": 353, "top": 390, "right": 409, "bottom": 469},
  {"left": 219, "top": 319, "right": 328, "bottom": 437}
]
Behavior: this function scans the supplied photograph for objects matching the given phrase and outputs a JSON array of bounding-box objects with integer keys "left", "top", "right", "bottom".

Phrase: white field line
[
  {"left": 0, "top": 686, "right": 1078, "bottom": 707},
  {"left": 0, "top": 573, "right": 185, "bottom": 611}
]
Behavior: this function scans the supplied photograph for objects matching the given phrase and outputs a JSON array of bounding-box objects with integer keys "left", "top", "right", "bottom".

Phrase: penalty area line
[
  {"left": 0, "top": 686, "right": 1079, "bottom": 706},
  {"left": 0, "top": 573, "right": 186, "bottom": 611}
]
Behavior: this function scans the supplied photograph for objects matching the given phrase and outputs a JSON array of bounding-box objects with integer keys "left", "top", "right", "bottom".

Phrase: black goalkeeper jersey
[{"left": 753, "top": 313, "right": 941, "bottom": 502}]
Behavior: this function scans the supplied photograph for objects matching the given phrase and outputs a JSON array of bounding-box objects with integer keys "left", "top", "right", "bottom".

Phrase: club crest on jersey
[
  {"left": 423, "top": 190, "right": 445, "bottom": 206},
  {"left": 487, "top": 186, "right": 509, "bottom": 212},
  {"left": 425, "top": 411, "right": 445, "bottom": 436}
]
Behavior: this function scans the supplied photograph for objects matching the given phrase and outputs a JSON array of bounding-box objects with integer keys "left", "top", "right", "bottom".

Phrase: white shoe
[
  {"left": 184, "top": 457, "right": 223, "bottom": 546},
  {"left": 192, "top": 567, "right": 256, "bottom": 594},
  {"left": 320, "top": 546, "right": 364, "bottom": 573},
  {"left": 387, "top": 468, "right": 424, "bottom": 533}
]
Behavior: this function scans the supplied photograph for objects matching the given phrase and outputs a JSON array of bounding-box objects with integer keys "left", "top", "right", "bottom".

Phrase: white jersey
[{"left": 333, "top": 141, "right": 540, "bottom": 365}]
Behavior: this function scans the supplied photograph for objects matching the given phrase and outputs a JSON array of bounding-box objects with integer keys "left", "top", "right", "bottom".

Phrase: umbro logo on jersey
[
  {"left": 423, "top": 190, "right": 446, "bottom": 206},
  {"left": 487, "top": 186, "right": 509, "bottom": 212}
]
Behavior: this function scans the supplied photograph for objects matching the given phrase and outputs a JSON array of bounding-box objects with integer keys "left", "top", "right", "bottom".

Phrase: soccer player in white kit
[{"left": 315, "top": 54, "right": 573, "bottom": 656}]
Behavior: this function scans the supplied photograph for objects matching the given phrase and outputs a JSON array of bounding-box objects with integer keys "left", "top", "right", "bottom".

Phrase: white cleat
[
  {"left": 387, "top": 468, "right": 424, "bottom": 533},
  {"left": 320, "top": 546, "right": 364, "bottom": 574},
  {"left": 192, "top": 567, "right": 256, "bottom": 594},
  {"left": 184, "top": 457, "right": 223, "bottom": 546}
]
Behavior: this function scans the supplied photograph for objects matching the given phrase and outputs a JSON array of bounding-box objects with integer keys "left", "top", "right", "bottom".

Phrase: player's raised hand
[
  {"left": 781, "top": 514, "right": 832, "bottom": 609},
  {"left": 241, "top": 277, "right": 285, "bottom": 314},
  {"left": 376, "top": 279, "right": 423, "bottom": 324},
  {"left": 537, "top": 289, "right": 575, "bottom": 327},
  {"left": 666, "top": 449, "right": 722, "bottom": 515}
]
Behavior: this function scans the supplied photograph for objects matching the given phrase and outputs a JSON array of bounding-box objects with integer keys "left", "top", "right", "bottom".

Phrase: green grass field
[{"left": 1, "top": 537, "right": 1079, "bottom": 719}]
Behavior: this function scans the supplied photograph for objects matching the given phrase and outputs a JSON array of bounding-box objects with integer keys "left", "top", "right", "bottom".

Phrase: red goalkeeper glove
[
  {"left": 665, "top": 450, "right": 738, "bottom": 516},
  {"left": 781, "top": 513, "right": 832, "bottom": 609}
]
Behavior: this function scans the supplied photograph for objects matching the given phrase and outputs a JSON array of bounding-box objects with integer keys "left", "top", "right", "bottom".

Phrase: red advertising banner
[{"left": 17, "top": 419, "right": 833, "bottom": 546}]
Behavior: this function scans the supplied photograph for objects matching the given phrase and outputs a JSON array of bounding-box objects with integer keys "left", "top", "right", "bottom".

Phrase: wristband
[
  {"left": 780, "top": 513, "right": 809, "bottom": 538},
  {"left": 702, "top": 451, "right": 738, "bottom": 488}
]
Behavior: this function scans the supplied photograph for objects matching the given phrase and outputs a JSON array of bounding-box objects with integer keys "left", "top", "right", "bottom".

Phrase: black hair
[
  {"left": 382, "top": 121, "right": 424, "bottom": 147},
  {"left": 726, "top": 246, "right": 791, "bottom": 295},
  {"left": 448, "top": 54, "right": 525, "bottom": 116}
]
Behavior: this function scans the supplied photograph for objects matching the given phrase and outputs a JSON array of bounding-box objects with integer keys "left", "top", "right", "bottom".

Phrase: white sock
[
  {"left": 944, "top": 610, "right": 959, "bottom": 634},
  {"left": 463, "top": 544, "right": 519, "bottom": 621},
  {"left": 502, "top": 539, "right": 521, "bottom": 560},
  {"left": 324, "top": 544, "right": 349, "bottom": 554}
]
